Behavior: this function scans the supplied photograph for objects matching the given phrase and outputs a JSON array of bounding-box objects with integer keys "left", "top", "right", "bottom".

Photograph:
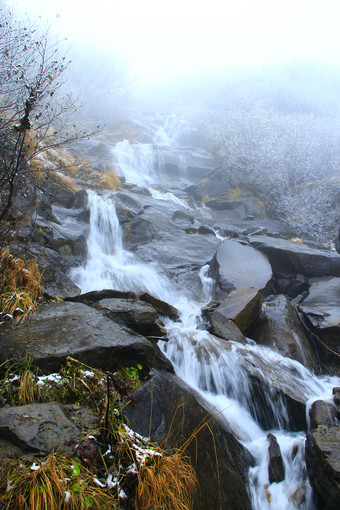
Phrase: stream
[{"left": 70, "top": 115, "right": 339, "bottom": 510}]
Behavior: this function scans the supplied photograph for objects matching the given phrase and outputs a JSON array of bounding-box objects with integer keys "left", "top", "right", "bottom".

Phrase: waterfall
[{"left": 70, "top": 114, "right": 340, "bottom": 510}]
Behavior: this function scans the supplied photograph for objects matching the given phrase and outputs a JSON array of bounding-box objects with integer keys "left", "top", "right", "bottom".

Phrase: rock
[
  {"left": 135, "top": 230, "right": 220, "bottom": 271},
  {"left": 309, "top": 400, "right": 338, "bottom": 430},
  {"left": 137, "top": 291, "right": 179, "bottom": 320},
  {"left": 211, "top": 315, "right": 246, "bottom": 344},
  {"left": 305, "top": 425, "right": 340, "bottom": 510},
  {"left": 92, "top": 298, "right": 166, "bottom": 337},
  {"left": 124, "top": 370, "right": 254, "bottom": 510},
  {"left": 66, "top": 288, "right": 137, "bottom": 306},
  {"left": 267, "top": 433, "right": 285, "bottom": 484},
  {"left": 0, "top": 403, "right": 82, "bottom": 454},
  {"left": 205, "top": 198, "right": 245, "bottom": 210},
  {"left": 212, "top": 287, "right": 263, "bottom": 334},
  {"left": 210, "top": 240, "right": 272, "bottom": 298},
  {"left": 0, "top": 302, "right": 174, "bottom": 374},
  {"left": 248, "top": 235, "right": 340, "bottom": 278},
  {"left": 248, "top": 295, "right": 318, "bottom": 371},
  {"left": 298, "top": 277, "right": 340, "bottom": 364},
  {"left": 172, "top": 210, "right": 195, "bottom": 229},
  {"left": 333, "top": 387, "right": 340, "bottom": 408}
]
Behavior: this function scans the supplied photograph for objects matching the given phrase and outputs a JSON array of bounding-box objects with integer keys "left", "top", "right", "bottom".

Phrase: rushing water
[{"left": 70, "top": 115, "right": 339, "bottom": 510}]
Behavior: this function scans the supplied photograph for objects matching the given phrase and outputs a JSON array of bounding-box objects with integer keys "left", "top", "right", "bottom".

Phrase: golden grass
[
  {"left": 224, "top": 187, "right": 244, "bottom": 200},
  {"left": 0, "top": 248, "right": 43, "bottom": 320},
  {"left": 136, "top": 452, "right": 197, "bottom": 510},
  {"left": 0, "top": 452, "right": 118, "bottom": 510}
]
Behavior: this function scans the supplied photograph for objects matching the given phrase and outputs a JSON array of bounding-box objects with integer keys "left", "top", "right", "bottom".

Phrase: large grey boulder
[
  {"left": 305, "top": 425, "right": 340, "bottom": 510},
  {"left": 248, "top": 294, "right": 318, "bottom": 371},
  {"left": 0, "top": 301, "right": 173, "bottom": 374},
  {"left": 248, "top": 235, "right": 340, "bottom": 278},
  {"left": 124, "top": 370, "right": 254, "bottom": 510},
  {"left": 210, "top": 240, "right": 272, "bottom": 298},
  {"left": 298, "top": 277, "right": 340, "bottom": 364}
]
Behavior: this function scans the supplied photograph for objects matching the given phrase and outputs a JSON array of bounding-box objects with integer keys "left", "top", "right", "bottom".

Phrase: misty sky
[{"left": 7, "top": 0, "right": 340, "bottom": 85}]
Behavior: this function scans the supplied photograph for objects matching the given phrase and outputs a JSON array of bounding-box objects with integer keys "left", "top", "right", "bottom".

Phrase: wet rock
[
  {"left": 210, "top": 240, "right": 272, "bottom": 298},
  {"left": 0, "top": 403, "right": 82, "bottom": 454},
  {"left": 211, "top": 315, "right": 246, "bottom": 343},
  {"left": 298, "top": 277, "right": 340, "bottom": 364},
  {"left": 137, "top": 291, "right": 179, "bottom": 320},
  {"left": 205, "top": 198, "right": 245, "bottom": 210},
  {"left": 92, "top": 298, "right": 166, "bottom": 337},
  {"left": 66, "top": 288, "right": 136, "bottom": 306},
  {"left": 248, "top": 235, "right": 340, "bottom": 278},
  {"left": 172, "top": 210, "right": 195, "bottom": 228},
  {"left": 124, "top": 370, "right": 254, "bottom": 510},
  {"left": 212, "top": 287, "right": 262, "bottom": 334},
  {"left": 267, "top": 433, "right": 285, "bottom": 484},
  {"left": 333, "top": 387, "right": 340, "bottom": 408},
  {"left": 114, "top": 192, "right": 144, "bottom": 223},
  {"left": 309, "top": 400, "right": 338, "bottom": 430},
  {"left": 305, "top": 425, "right": 340, "bottom": 510},
  {"left": 248, "top": 295, "right": 318, "bottom": 371},
  {"left": 135, "top": 230, "right": 220, "bottom": 271},
  {"left": 0, "top": 302, "right": 174, "bottom": 374}
]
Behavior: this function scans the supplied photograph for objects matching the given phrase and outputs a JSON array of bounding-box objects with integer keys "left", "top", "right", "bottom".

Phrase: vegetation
[
  {"left": 0, "top": 247, "right": 43, "bottom": 321},
  {"left": 206, "top": 103, "right": 339, "bottom": 244},
  {"left": 0, "top": 357, "right": 198, "bottom": 509},
  {"left": 0, "top": 5, "right": 99, "bottom": 246}
]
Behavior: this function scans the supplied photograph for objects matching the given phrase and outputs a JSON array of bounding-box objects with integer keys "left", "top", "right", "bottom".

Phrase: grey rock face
[
  {"left": 248, "top": 294, "right": 318, "bottom": 371},
  {"left": 212, "top": 287, "right": 263, "bottom": 333},
  {"left": 0, "top": 403, "right": 81, "bottom": 454},
  {"left": 305, "top": 425, "right": 340, "bottom": 510},
  {"left": 124, "top": 370, "right": 254, "bottom": 510},
  {"left": 210, "top": 240, "right": 272, "bottom": 297},
  {"left": 298, "top": 277, "right": 340, "bottom": 365},
  {"left": 0, "top": 301, "right": 174, "bottom": 374},
  {"left": 248, "top": 235, "right": 340, "bottom": 278}
]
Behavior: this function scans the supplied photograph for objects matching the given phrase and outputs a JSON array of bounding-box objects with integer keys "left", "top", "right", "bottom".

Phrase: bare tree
[
  {"left": 0, "top": 7, "right": 92, "bottom": 233},
  {"left": 206, "top": 104, "right": 340, "bottom": 244}
]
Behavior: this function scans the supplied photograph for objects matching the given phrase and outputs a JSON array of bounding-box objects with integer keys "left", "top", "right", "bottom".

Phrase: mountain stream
[{"left": 70, "top": 116, "right": 339, "bottom": 510}]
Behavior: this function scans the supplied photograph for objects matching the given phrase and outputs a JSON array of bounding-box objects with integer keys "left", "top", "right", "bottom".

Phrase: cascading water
[{"left": 70, "top": 114, "right": 340, "bottom": 510}]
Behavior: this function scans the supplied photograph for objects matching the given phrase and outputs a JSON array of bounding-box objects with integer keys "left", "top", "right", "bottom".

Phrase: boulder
[
  {"left": 137, "top": 291, "right": 179, "bottom": 320},
  {"left": 309, "top": 400, "right": 338, "bottom": 430},
  {"left": 248, "top": 235, "right": 340, "bottom": 278},
  {"left": 248, "top": 295, "right": 318, "bottom": 371},
  {"left": 298, "top": 277, "right": 340, "bottom": 364},
  {"left": 66, "top": 288, "right": 137, "bottom": 306},
  {"left": 0, "top": 301, "right": 173, "bottom": 374},
  {"left": 135, "top": 230, "right": 220, "bottom": 271},
  {"left": 267, "top": 433, "right": 285, "bottom": 484},
  {"left": 212, "top": 287, "right": 263, "bottom": 334},
  {"left": 0, "top": 403, "right": 82, "bottom": 454},
  {"left": 92, "top": 298, "right": 166, "bottom": 337},
  {"left": 210, "top": 240, "right": 272, "bottom": 298},
  {"left": 305, "top": 425, "right": 340, "bottom": 509},
  {"left": 124, "top": 370, "right": 254, "bottom": 510}
]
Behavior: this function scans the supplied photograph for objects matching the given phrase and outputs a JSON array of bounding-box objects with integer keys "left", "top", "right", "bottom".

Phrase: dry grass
[
  {"left": 0, "top": 248, "right": 43, "bottom": 320},
  {"left": 136, "top": 452, "right": 197, "bottom": 510},
  {"left": 224, "top": 187, "right": 245, "bottom": 200},
  {"left": 0, "top": 452, "right": 118, "bottom": 510}
]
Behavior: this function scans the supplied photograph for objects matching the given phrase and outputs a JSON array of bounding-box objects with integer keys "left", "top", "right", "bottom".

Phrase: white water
[{"left": 70, "top": 115, "right": 340, "bottom": 510}]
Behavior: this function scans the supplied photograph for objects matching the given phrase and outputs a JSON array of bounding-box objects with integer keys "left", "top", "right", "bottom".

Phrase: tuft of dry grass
[
  {"left": 0, "top": 248, "right": 43, "bottom": 320},
  {"left": 0, "top": 452, "right": 118, "bottom": 510},
  {"left": 136, "top": 452, "right": 197, "bottom": 510}
]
